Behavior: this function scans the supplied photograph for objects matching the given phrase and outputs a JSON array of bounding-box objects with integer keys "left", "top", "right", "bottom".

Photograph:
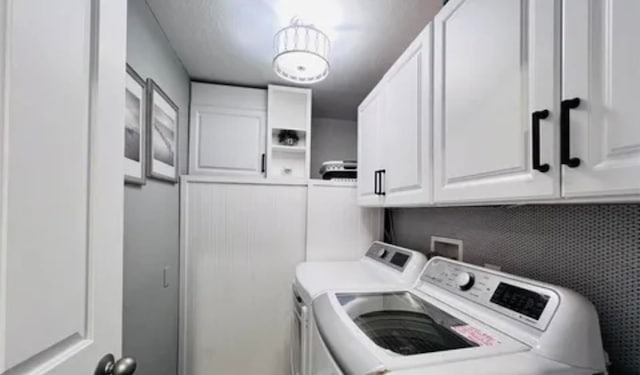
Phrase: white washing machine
[
  {"left": 311, "top": 257, "right": 608, "bottom": 375},
  {"left": 292, "top": 242, "right": 428, "bottom": 375}
]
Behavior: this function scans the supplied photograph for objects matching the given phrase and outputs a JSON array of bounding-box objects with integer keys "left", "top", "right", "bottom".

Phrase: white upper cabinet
[
  {"left": 380, "top": 24, "right": 433, "bottom": 206},
  {"left": 189, "top": 83, "right": 267, "bottom": 176},
  {"left": 357, "top": 24, "right": 433, "bottom": 207},
  {"left": 357, "top": 83, "right": 384, "bottom": 206},
  {"left": 433, "top": 0, "right": 561, "bottom": 204},
  {"left": 562, "top": 0, "right": 640, "bottom": 198}
]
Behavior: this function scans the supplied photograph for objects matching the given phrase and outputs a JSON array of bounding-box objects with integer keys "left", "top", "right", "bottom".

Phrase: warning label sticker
[{"left": 451, "top": 325, "right": 501, "bottom": 346}]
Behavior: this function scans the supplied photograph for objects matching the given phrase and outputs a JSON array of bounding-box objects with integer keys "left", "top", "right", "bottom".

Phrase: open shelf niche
[{"left": 266, "top": 85, "right": 311, "bottom": 179}]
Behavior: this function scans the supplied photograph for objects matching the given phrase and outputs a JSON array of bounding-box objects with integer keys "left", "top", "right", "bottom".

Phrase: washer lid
[{"left": 339, "top": 292, "right": 479, "bottom": 355}]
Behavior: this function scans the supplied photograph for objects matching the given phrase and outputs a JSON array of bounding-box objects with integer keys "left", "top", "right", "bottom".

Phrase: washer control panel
[
  {"left": 365, "top": 242, "right": 414, "bottom": 272},
  {"left": 421, "top": 258, "right": 560, "bottom": 331}
]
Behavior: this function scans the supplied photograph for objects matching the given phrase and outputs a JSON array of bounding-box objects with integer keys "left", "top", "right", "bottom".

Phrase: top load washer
[
  {"left": 312, "top": 256, "right": 607, "bottom": 375},
  {"left": 291, "top": 242, "right": 427, "bottom": 375}
]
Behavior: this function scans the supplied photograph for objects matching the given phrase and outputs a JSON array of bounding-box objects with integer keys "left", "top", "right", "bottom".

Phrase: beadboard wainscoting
[{"left": 388, "top": 204, "right": 640, "bottom": 375}]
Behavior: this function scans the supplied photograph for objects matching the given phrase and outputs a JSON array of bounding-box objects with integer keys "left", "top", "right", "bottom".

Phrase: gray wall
[
  {"left": 124, "top": 1, "right": 190, "bottom": 375},
  {"left": 310, "top": 117, "right": 357, "bottom": 178},
  {"left": 389, "top": 205, "right": 640, "bottom": 375}
]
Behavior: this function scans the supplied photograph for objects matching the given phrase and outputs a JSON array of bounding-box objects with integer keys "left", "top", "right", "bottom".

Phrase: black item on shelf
[
  {"left": 319, "top": 160, "right": 357, "bottom": 180},
  {"left": 277, "top": 129, "right": 300, "bottom": 146}
]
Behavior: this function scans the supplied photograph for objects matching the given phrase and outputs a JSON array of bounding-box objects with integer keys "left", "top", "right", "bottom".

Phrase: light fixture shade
[{"left": 273, "top": 22, "right": 330, "bottom": 84}]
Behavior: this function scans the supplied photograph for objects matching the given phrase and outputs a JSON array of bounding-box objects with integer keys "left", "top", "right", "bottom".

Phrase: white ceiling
[{"left": 145, "top": 0, "right": 442, "bottom": 120}]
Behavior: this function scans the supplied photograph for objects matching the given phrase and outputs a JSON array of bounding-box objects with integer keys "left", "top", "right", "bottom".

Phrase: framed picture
[
  {"left": 146, "top": 79, "right": 179, "bottom": 183},
  {"left": 124, "top": 64, "right": 146, "bottom": 184}
]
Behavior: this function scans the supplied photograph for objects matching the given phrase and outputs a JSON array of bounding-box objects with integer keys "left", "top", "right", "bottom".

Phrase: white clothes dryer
[{"left": 292, "top": 242, "right": 428, "bottom": 375}]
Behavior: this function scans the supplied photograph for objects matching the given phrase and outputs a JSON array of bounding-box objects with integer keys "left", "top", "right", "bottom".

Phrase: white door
[
  {"left": 562, "top": 0, "right": 640, "bottom": 198},
  {"left": 380, "top": 24, "right": 433, "bottom": 206},
  {"left": 0, "top": 0, "right": 127, "bottom": 374},
  {"left": 433, "top": 0, "right": 561, "bottom": 204},
  {"left": 357, "top": 84, "right": 384, "bottom": 206},
  {"left": 189, "top": 105, "right": 266, "bottom": 176}
]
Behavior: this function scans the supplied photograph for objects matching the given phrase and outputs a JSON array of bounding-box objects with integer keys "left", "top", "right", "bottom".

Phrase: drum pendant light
[{"left": 273, "top": 19, "right": 331, "bottom": 84}]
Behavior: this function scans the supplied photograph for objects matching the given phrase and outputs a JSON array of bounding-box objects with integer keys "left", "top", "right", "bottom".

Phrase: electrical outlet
[{"left": 429, "top": 236, "right": 463, "bottom": 261}]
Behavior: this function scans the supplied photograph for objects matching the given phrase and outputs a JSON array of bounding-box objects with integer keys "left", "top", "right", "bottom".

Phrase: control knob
[
  {"left": 455, "top": 272, "right": 475, "bottom": 291},
  {"left": 377, "top": 248, "right": 388, "bottom": 259}
]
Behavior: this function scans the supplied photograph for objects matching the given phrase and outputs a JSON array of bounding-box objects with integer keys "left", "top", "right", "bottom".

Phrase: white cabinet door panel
[
  {"left": 357, "top": 85, "right": 384, "bottom": 206},
  {"left": 190, "top": 106, "right": 266, "bottom": 176},
  {"left": 434, "top": 0, "right": 560, "bottom": 204},
  {"left": 382, "top": 25, "right": 433, "bottom": 206},
  {"left": 562, "top": 0, "right": 640, "bottom": 198}
]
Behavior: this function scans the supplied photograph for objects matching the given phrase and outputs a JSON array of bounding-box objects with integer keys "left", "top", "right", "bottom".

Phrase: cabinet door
[
  {"left": 189, "top": 106, "right": 266, "bottom": 176},
  {"left": 357, "top": 85, "right": 384, "bottom": 206},
  {"left": 562, "top": 0, "right": 640, "bottom": 198},
  {"left": 381, "top": 25, "right": 433, "bottom": 206},
  {"left": 433, "top": 0, "right": 561, "bottom": 204}
]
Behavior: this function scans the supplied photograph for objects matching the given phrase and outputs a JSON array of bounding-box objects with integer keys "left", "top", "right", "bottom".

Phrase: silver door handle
[{"left": 95, "top": 354, "right": 137, "bottom": 375}]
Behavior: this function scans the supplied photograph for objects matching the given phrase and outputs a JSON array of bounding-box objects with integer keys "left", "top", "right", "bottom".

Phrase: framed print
[
  {"left": 124, "top": 64, "right": 146, "bottom": 184},
  {"left": 146, "top": 79, "right": 179, "bottom": 183}
]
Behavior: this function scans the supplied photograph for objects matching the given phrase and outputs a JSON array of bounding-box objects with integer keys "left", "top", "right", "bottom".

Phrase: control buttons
[{"left": 456, "top": 272, "right": 475, "bottom": 291}]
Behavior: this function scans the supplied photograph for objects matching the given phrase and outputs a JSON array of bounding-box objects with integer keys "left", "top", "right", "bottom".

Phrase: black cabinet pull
[
  {"left": 379, "top": 169, "right": 386, "bottom": 196},
  {"left": 531, "top": 109, "right": 550, "bottom": 173},
  {"left": 261, "top": 153, "right": 265, "bottom": 173},
  {"left": 561, "top": 98, "right": 581, "bottom": 168},
  {"left": 373, "top": 170, "right": 379, "bottom": 195}
]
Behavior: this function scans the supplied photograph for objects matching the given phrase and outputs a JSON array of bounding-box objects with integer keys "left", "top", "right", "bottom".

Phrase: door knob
[{"left": 95, "top": 353, "right": 137, "bottom": 375}]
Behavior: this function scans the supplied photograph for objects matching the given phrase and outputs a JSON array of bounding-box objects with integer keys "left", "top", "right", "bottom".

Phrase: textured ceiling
[{"left": 145, "top": 0, "right": 442, "bottom": 120}]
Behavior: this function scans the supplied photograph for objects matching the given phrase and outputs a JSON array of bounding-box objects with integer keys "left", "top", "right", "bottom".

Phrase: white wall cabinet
[
  {"left": 356, "top": 0, "right": 640, "bottom": 207},
  {"left": 433, "top": 0, "right": 561, "bottom": 204},
  {"left": 189, "top": 83, "right": 267, "bottom": 176},
  {"left": 357, "top": 24, "right": 433, "bottom": 207},
  {"left": 562, "top": 0, "right": 640, "bottom": 198}
]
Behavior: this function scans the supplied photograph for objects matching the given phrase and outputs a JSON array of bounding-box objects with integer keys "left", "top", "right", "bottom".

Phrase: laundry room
[{"left": 1, "top": 1, "right": 639, "bottom": 375}]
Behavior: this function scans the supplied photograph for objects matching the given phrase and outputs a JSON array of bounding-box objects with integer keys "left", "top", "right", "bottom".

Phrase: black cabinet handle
[
  {"left": 531, "top": 109, "right": 550, "bottom": 173},
  {"left": 379, "top": 169, "right": 386, "bottom": 196},
  {"left": 373, "top": 170, "right": 379, "bottom": 195},
  {"left": 561, "top": 98, "right": 581, "bottom": 168},
  {"left": 261, "top": 153, "right": 265, "bottom": 173}
]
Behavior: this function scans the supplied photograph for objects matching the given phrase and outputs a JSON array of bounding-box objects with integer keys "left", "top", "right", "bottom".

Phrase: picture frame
[
  {"left": 146, "top": 79, "right": 179, "bottom": 183},
  {"left": 124, "top": 64, "right": 146, "bottom": 185}
]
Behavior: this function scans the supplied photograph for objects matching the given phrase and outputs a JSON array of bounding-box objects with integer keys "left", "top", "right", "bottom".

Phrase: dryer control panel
[
  {"left": 365, "top": 242, "right": 414, "bottom": 272},
  {"left": 421, "top": 258, "right": 560, "bottom": 331}
]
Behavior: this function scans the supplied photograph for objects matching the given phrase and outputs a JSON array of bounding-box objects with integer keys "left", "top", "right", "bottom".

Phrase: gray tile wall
[{"left": 389, "top": 204, "right": 640, "bottom": 375}]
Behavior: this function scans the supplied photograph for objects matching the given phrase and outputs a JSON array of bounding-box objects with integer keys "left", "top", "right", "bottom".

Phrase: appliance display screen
[
  {"left": 390, "top": 252, "right": 409, "bottom": 268},
  {"left": 490, "top": 282, "right": 549, "bottom": 320}
]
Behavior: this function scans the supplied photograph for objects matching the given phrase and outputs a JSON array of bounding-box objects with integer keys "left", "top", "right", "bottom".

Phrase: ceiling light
[{"left": 273, "top": 19, "right": 331, "bottom": 84}]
